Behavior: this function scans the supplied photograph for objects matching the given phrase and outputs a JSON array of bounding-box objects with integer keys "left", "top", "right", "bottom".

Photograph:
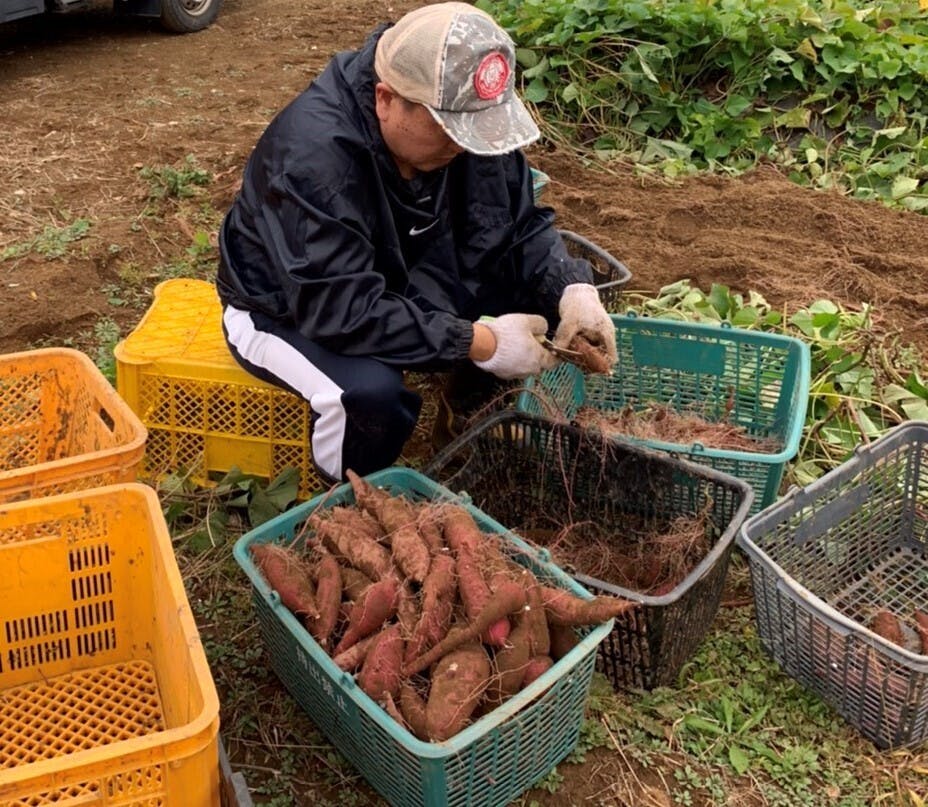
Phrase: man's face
[{"left": 375, "top": 83, "right": 465, "bottom": 179}]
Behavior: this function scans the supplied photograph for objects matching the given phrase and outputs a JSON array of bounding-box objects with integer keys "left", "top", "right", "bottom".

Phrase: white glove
[
  {"left": 473, "top": 314, "right": 559, "bottom": 380},
  {"left": 553, "top": 284, "right": 617, "bottom": 364}
]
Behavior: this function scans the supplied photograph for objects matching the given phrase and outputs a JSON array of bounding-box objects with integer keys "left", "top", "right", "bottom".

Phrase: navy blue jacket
[{"left": 217, "top": 25, "right": 592, "bottom": 370}]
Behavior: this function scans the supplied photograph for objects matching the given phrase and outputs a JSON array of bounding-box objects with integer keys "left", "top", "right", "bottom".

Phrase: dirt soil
[{"left": 2, "top": 0, "right": 927, "bottom": 804}]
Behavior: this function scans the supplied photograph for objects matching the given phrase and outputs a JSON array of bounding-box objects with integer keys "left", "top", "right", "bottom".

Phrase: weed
[
  {"left": 532, "top": 767, "right": 564, "bottom": 794},
  {"left": 1, "top": 217, "right": 91, "bottom": 260},
  {"left": 139, "top": 154, "right": 212, "bottom": 200},
  {"left": 84, "top": 317, "right": 120, "bottom": 383}
]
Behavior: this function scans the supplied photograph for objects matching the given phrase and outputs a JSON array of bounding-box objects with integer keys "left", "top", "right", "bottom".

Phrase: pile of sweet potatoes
[{"left": 249, "top": 469, "right": 638, "bottom": 743}]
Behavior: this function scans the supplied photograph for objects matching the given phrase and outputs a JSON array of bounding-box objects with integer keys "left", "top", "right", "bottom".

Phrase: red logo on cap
[{"left": 474, "top": 52, "right": 510, "bottom": 100}]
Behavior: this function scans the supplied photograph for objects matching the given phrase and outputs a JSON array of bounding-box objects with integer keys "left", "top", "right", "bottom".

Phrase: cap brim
[{"left": 427, "top": 95, "right": 540, "bottom": 157}]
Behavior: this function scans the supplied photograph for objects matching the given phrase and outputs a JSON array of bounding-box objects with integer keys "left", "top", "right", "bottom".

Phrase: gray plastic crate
[{"left": 738, "top": 421, "right": 928, "bottom": 748}]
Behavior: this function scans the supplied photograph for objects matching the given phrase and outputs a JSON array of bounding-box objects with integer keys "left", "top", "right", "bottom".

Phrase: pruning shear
[{"left": 536, "top": 335, "right": 583, "bottom": 361}]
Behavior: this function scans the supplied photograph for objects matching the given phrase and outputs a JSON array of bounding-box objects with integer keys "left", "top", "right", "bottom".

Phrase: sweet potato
[
  {"left": 915, "top": 610, "right": 928, "bottom": 654},
  {"left": 567, "top": 334, "right": 612, "bottom": 375},
  {"left": 870, "top": 609, "right": 904, "bottom": 647},
  {"left": 442, "top": 504, "right": 483, "bottom": 556},
  {"left": 333, "top": 634, "right": 376, "bottom": 672},
  {"left": 425, "top": 643, "right": 492, "bottom": 741},
  {"left": 540, "top": 585, "right": 639, "bottom": 627},
  {"left": 404, "top": 553, "right": 457, "bottom": 664},
  {"left": 250, "top": 543, "right": 319, "bottom": 621},
  {"left": 399, "top": 682, "right": 429, "bottom": 741},
  {"left": 357, "top": 623, "right": 405, "bottom": 702},
  {"left": 309, "top": 552, "right": 343, "bottom": 646},
  {"left": 382, "top": 691, "right": 406, "bottom": 729},
  {"left": 340, "top": 566, "right": 374, "bottom": 601},
  {"left": 327, "top": 505, "right": 385, "bottom": 544},
  {"left": 522, "top": 655, "right": 554, "bottom": 688},
  {"left": 404, "top": 579, "right": 527, "bottom": 677},
  {"left": 415, "top": 505, "right": 445, "bottom": 555},
  {"left": 443, "top": 505, "right": 510, "bottom": 646},
  {"left": 333, "top": 575, "right": 400, "bottom": 656},
  {"left": 548, "top": 623, "right": 580, "bottom": 661},
  {"left": 310, "top": 509, "right": 391, "bottom": 581},
  {"left": 390, "top": 525, "right": 432, "bottom": 584},
  {"left": 519, "top": 578, "right": 550, "bottom": 657},
  {"left": 396, "top": 580, "right": 420, "bottom": 638},
  {"left": 485, "top": 620, "right": 532, "bottom": 706},
  {"left": 347, "top": 469, "right": 431, "bottom": 583}
]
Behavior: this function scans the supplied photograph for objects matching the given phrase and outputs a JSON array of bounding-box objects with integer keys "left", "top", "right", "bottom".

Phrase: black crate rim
[{"left": 558, "top": 229, "right": 632, "bottom": 294}]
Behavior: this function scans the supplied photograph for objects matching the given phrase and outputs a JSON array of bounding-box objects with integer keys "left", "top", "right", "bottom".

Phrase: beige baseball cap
[{"left": 374, "top": 2, "right": 540, "bottom": 156}]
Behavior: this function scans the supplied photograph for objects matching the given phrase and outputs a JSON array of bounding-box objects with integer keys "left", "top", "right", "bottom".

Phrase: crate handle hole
[{"left": 98, "top": 406, "right": 116, "bottom": 433}]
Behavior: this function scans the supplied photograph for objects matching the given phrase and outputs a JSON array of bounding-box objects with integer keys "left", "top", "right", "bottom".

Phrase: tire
[{"left": 159, "top": 0, "right": 222, "bottom": 32}]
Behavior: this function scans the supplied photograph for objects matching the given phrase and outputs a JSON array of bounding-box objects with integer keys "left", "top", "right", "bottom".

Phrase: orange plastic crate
[
  {"left": 0, "top": 483, "right": 221, "bottom": 806},
  {"left": 114, "top": 279, "right": 322, "bottom": 499},
  {"left": 0, "top": 347, "right": 147, "bottom": 503}
]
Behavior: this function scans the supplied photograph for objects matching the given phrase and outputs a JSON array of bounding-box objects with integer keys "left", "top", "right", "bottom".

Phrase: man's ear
[{"left": 374, "top": 82, "right": 394, "bottom": 122}]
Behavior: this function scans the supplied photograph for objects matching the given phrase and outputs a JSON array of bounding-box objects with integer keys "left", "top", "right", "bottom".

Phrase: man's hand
[
  {"left": 472, "top": 314, "right": 558, "bottom": 380},
  {"left": 553, "top": 284, "right": 617, "bottom": 364}
]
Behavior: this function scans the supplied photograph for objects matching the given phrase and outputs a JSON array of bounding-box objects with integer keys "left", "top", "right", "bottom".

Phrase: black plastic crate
[
  {"left": 738, "top": 421, "right": 928, "bottom": 748},
  {"left": 425, "top": 411, "right": 754, "bottom": 690},
  {"left": 560, "top": 230, "right": 632, "bottom": 312}
]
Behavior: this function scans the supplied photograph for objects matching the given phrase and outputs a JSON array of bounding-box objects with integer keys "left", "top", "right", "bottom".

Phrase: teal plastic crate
[
  {"left": 233, "top": 467, "right": 612, "bottom": 807},
  {"left": 517, "top": 314, "right": 810, "bottom": 515}
]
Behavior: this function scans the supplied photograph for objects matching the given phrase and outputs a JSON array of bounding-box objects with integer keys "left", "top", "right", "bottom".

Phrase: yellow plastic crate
[
  {"left": 0, "top": 483, "right": 220, "bottom": 805},
  {"left": 114, "top": 279, "right": 321, "bottom": 498},
  {"left": 0, "top": 347, "right": 148, "bottom": 504}
]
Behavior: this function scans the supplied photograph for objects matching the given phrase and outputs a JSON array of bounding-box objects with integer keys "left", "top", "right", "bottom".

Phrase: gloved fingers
[
  {"left": 474, "top": 313, "right": 562, "bottom": 380},
  {"left": 538, "top": 347, "right": 560, "bottom": 372},
  {"left": 552, "top": 319, "right": 580, "bottom": 349},
  {"left": 524, "top": 314, "right": 550, "bottom": 337}
]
